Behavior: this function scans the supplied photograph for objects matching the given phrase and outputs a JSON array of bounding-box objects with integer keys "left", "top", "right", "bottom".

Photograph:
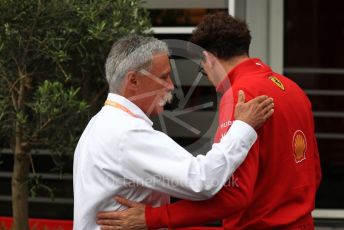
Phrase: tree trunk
[{"left": 11, "top": 122, "right": 30, "bottom": 230}]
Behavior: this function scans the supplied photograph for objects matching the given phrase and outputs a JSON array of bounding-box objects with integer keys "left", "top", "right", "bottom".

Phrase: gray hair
[{"left": 105, "top": 35, "right": 169, "bottom": 93}]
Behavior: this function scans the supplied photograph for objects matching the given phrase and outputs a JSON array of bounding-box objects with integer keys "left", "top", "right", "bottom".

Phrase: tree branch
[
  {"left": 17, "top": 71, "right": 26, "bottom": 108},
  {"left": 56, "top": 61, "right": 69, "bottom": 80},
  {"left": 31, "top": 117, "right": 53, "bottom": 140},
  {"left": 28, "top": 153, "right": 36, "bottom": 175},
  {"left": 0, "top": 74, "right": 18, "bottom": 111},
  {"left": 10, "top": 76, "right": 25, "bottom": 93}
]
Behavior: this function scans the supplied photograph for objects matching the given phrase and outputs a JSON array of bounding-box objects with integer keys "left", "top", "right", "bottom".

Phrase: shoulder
[
  {"left": 90, "top": 107, "right": 154, "bottom": 146},
  {"left": 221, "top": 84, "right": 255, "bottom": 106}
]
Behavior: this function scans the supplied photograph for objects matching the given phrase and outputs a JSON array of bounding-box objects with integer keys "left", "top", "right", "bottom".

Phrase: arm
[
  {"left": 146, "top": 90, "right": 260, "bottom": 229},
  {"left": 120, "top": 119, "right": 256, "bottom": 201},
  {"left": 146, "top": 143, "right": 259, "bottom": 229},
  {"left": 97, "top": 144, "right": 260, "bottom": 230},
  {"left": 119, "top": 91, "right": 272, "bottom": 200},
  {"left": 307, "top": 96, "right": 322, "bottom": 189},
  {"left": 313, "top": 136, "right": 322, "bottom": 189},
  {"left": 310, "top": 111, "right": 322, "bottom": 189}
]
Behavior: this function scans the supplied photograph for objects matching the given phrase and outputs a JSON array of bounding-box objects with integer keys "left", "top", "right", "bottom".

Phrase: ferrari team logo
[
  {"left": 292, "top": 130, "right": 307, "bottom": 163},
  {"left": 269, "top": 76, "right": 285, "bottom": 91}
]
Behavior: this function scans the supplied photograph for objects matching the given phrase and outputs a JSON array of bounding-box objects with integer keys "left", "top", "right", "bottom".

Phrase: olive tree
[{"left": 0, "top": 0, "right": 151, "bottom": 229}]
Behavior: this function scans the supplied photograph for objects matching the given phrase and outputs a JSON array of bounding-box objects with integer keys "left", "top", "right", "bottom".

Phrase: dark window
[
  {"left": 149, "top": 9, "right": 226, "bottom": 27},
  {"left": 285, "top": 0, "right": 344, "bottom": 209}
]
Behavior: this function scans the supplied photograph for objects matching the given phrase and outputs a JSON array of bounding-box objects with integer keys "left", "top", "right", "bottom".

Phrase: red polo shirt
[{"left": 146, "top": 58, "right": 322, "bottom": 230}]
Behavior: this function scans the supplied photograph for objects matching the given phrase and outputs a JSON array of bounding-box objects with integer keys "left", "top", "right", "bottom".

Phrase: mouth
[{"left": 158, "top": 91, "right": 173, "bottom": 107}]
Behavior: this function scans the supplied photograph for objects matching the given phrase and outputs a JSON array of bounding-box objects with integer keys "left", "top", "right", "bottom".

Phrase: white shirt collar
[{"left": 106, "top": 93, "right": 153, "bottom": 126}]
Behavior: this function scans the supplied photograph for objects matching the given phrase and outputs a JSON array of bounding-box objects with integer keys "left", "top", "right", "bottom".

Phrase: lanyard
[{"left": 104, "top": 100, "right": 141, "bottom": 119}]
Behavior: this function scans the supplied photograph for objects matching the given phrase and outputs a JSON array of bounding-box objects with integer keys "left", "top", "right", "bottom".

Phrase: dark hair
[{"left": 190, "top": 12, "right": 251, "bottom": 60}]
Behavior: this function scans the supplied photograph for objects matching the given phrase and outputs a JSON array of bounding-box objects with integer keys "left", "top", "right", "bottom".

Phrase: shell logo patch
[
  {"left": 269, "top": 76, "right": 285, "bottom": 91},
  {"left": 292, "top": 130, "right": 307, "bottom": 163}
]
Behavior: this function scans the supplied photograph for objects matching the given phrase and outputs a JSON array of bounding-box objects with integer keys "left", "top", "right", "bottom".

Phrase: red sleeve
[
  {"left": 310, "top": 108, "right": 322, "bottom": 189},
  {"left": 313, "top": 136, "right": 322, "bottom": 189},
  {"left": 145, "top": 89, "right": 260, "bottom": 229},
  {"left": 145, "top": 205, "right": 170, "bottom": 229},
  {"left": 307, "top": 96, "right": 322, "bottom": 189}
]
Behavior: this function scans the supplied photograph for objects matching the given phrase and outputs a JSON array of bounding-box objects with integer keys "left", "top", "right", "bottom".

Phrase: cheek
[
  {"left": 138, "top": 81, "right": 153, "bottom": 93},
  {"left": 138, "top": 79, "right": 165, "bottom": 103},
  {"left": 149, "top": 83, "right": 166, "bottom": 97},
  {"left": 142, "top": 78, "right": 158, "bottom": 90},
  {"left": 150, "top": 81, "right": 163, "bottom": 90}
]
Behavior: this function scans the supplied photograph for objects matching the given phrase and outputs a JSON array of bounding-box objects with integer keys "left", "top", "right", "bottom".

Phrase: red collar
[{"left": 216, "top": 58, "right": 271, "bottom": 94}]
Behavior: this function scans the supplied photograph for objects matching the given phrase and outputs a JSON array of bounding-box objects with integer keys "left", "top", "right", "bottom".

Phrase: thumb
[
  {"left": 237, "top": 90, "right": 245, "bottom": 104},
  {"left": 114, "top": 196, "right": 139, "bottom": 208}
]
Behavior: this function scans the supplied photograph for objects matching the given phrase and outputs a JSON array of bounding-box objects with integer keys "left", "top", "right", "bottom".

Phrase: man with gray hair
[{"left": 73, "top": 35, "right": 274, "bottom": 229}]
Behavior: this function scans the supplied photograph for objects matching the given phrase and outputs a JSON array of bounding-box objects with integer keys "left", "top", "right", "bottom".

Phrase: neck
[
  {"left": 122, "top": 89, "right": 153, "bottom": 116},
  {"left": 218, "top": 55, "right": 250, "bottom": 77},
  {"left": 122, "top": 90, "right": 138, "bottom": 106}
]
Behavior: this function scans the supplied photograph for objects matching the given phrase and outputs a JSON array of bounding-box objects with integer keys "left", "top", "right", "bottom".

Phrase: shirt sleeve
[
  {"left": 146, "top": 144, "right": 260, "bottom": 229},
  {"left": 119, "top": 119, "right": 257, "bottom": 201},
  {"left": 145, "top": 89, "right": 261, "bottom": 229}
]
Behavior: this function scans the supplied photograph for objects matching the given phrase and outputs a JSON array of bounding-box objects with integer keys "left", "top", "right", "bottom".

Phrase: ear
[{"left": 123, "top": 71, "right": 139, "bottom": 91}]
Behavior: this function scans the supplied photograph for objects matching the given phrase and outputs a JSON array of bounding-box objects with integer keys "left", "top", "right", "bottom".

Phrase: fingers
[
  {"left": 250, "top": 95, "right": 268, "bottom": 104},
  {"left": 259, "top": 97, "right": 274, "bottom": 123},
  {"left": 97, "top": 219, "right": 122, "bottom": 226},
  {"left": 258, "top": 97, "right": 274, "bottom": 113},
  {"left": 100, "top": 226, "right": 121, "bottom": 230},
  {"left": 114, "top": 196, "right": 142, "bottom": 208},
  {"left": 237, "top": 90, "right": 245, "bottom": 104},
  {"left": 97, "top": 211, "right": 125, "bottom": 230},
  {"left": 262, "top": 100, "right": 274, "bottom": 115},
  {"left": 264, "top": 108, "right": 274, "bottom": 120},
  {"left": 97, "top": 211, "right": 122, "bottom": 220}
]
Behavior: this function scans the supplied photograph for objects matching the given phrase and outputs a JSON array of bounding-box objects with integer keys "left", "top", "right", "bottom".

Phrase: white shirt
[{"left": 73, "top": 93, "right": 257, "bottom": 230}]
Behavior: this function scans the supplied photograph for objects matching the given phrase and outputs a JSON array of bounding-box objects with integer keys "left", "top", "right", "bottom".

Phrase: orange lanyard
[{"left": 104, "top": 100, "right": 141, "bottom": 119}]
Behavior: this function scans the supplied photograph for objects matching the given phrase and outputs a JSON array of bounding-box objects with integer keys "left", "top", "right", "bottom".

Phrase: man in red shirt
[{"left": 97, "top": 12, "right": 321, "bottom": 230}]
